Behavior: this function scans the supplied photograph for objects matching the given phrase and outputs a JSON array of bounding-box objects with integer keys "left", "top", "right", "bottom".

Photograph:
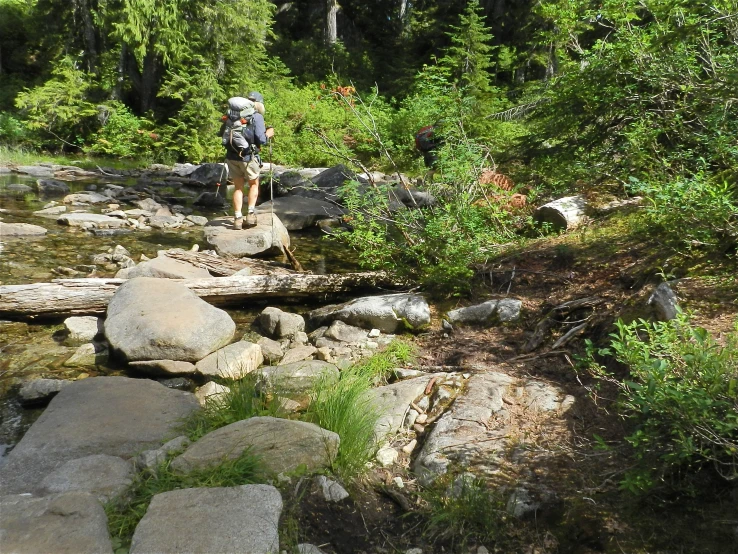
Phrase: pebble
[
  {"left": 402, "top": 439, "right": 417, "bottom": 454},
  {"left": 415, "top": 413, "right": 428, "bottom": 425},
  {"left": 413, "top": 424, "right": 425, "bottom": 434},
  {"left": 393, "top": 476, "right": 404, "bottom": 488},
  {"left": 376, "top": 447, "right": 399, "bottom": 467}
]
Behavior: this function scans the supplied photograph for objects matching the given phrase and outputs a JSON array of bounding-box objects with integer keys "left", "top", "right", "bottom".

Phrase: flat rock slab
[
  {"left": 105, "top": 277, "right": 235, "bottom": 362},
  {"left": 204, "top": 213, "right": 290, "bottom": 257},
  {"left": 33, "top": 205, "right": 68, "bottom": 217},
  {"left": 369, "top": 375, "right": 439, "bottom": 439},
  {"left": 279, "top": 344, "right": 317, "bottom": 365},
  {"left": 0, "top": 376, "right": 199, "bottom": 495},
  {"left": 0, "top": 492, "right": 113, "bottom": 554},
  {"left": 57, "top": 212, "right": 127, "bottom": 228},
  {"left": 0, "top": 222, "right": 48, "bottom": 236},
  {"left": 306, "top": 293, "right": 431, "bottom": 333},
  {"left": 130, "top": 484, "right": 282, "bottom": 554},
  {"left": 18, "top": 378, "right": 70, "bottom": 407},
  {"left": 414, "top": 372, "right": 515, "bottom": 482},
  {"left": 128, "top": 359, "right": 198, "bottom": 377},
  {"left": 39, "top": 454, "right": 133, "bottom": 502},
  {"left": 171, "top": 416, "right": 339, "bottom": 475}
]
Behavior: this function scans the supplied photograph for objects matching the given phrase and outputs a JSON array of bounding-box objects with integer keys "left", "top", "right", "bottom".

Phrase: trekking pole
[{"left": 216, "top": 156, "right": 228, "bottom": 214}]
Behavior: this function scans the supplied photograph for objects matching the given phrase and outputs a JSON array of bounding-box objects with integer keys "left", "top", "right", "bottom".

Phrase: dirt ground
[{"left": 293, "top": 221, "right": 738, "bottom": 553}]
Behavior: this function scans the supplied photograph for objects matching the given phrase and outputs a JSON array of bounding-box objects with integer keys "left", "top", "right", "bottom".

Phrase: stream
[{"left": 0, "top": 170, "right": 360, "bottom": 458}]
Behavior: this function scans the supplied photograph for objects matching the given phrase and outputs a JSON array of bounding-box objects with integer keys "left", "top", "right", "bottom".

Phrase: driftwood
[
  {"left": 163, "top": 248, "right": 291, "bottom": 276},
  {"left": 0, "top": 272, "right": 404, "bottom": 319},
  {"left": 522, "top": 296, "right": 604, "bottom": 353}
]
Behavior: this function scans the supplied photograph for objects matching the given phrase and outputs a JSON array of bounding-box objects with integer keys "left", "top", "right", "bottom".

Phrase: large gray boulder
[
  {"left": 257, "top": 306, "right": 305, "bottom": 339},
  {"left": 105, "top": 277, "right": 235, "bottom": 362},
  {"left": 130, "top": 485, "right": 282, "bottom": 554},
  {"left": 257, "top": 196, "right": 346, "bottom": 230},
  {"left": 171, "top": 416, "right": 339, "bottom": 475},
  {"left": 189, "top": 162, "right": 227, "bottom": 186},
  {"left": 0, "top": 377, "right": 199, "bottom": 496},
  {"left": 116, "top": 252, "right": 212, "bottom": 279},
  {"left": 0, "top": 492, "right": 114, "bottom": 554},
  {"left": 305, "top": 293, "right": 431, "bottom": 333},
  {"left": 204, "top": 213, "right": 290, "bottom": 257}
]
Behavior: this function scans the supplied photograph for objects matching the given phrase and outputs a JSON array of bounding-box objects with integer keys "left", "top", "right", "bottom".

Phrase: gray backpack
[{"left": 221, "top": 97, "right": 256, "bottom": 155}]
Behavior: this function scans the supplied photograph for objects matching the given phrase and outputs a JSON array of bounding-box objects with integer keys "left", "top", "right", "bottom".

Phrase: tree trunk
[
  {"left": 138, "top": 49, "right": 161, "bottom": 113},
  {"left": 326, "top": 0, "right": 339, "bottom": 44},
  {"left": 0, "top": 272, "right": 405, "bottom": 319}
]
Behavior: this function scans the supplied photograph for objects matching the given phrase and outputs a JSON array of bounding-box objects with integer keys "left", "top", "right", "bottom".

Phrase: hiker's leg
[
  {"left": 246, "top": 178, "right": 259, "bottom": 211},
  {"left": 232, "top": 176, "right": 245, "bottom": 214}
]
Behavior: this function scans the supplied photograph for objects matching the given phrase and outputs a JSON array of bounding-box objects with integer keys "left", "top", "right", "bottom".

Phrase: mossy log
[{"left": 0, "top": 272, "right": 403, "bottom": 319}]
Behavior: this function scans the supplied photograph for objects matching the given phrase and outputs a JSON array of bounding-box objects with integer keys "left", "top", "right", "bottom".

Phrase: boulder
[
  {"left": 63, "top": 315, "right": 103, "bottom": 345},
  {"left": 104, "top": 277, "right": 235, "bottom": 362},
  {"left": 257, "top": 336, "right": 284, "bottom": 364},
  {"left": 195, "top": 340, "right": 263, "bottom": 379},
  {"left": 130, "top": 485, "right": 281, "bottom": 554},
  {"left": 0, "top": 377, "right": 199, "bottom": 496},
  {"left": 312, "top": 164, "right": 357, "bottom": 189},
  {"left": 256, "top": 196, "right": 346, "bottom": 231},
  {"left": 171, "top": 416, "right": 339, "bottom": 475},
  {"left": 63, "top": 342, "right": 108, "bottom": 367},
  {"left": 257, "top": 306, "right": 305, "bottom": 339},
  {"left": 135, "top": 436, "right": 191, "bottom": 473},
  {"left": 62, "top": 192, "right": 112, "bottom": 204},
  {"left": 305, "top": 293, "right": 431, "bottom": 333},
  {"left": 18, "top": 378, "right": 69, "bottom": 407},
  {"left": 35, "top": 178, "right": 70, "bottom": 195},
  {"left": 445, "top": 298, "right": 522, "bottom": 326},
  {"left": 648, "top": 282, "right": 679, "bottom": 321},
  {"left": 116, "top": 253, "right": 211, "bottom": 279},
  {"left": 204, "top": 213, "right": 290, "bottom": 257},
  {"left": 325, "top": 320, "right": 369, "bottom": 343},
  {"left": 194, "top": 382, "right": 230, "bottom": 407},
  {"left": 38, "top": 454, "right": 133, "bottom": 502},
  {"left": 3, "top": 183, "right": 33, "bottom": 194},
  {"left": 279, "top": 344, "right": 317, "bottom": 365},
  {"left": 0, "top": 492, "right": 114, "bottom": 554},
  {"left": 0, "top": 222, "right": 48, "bottom": 237},
  {"left": 189, "top": 163, "right": 227, "bottom": 186}
]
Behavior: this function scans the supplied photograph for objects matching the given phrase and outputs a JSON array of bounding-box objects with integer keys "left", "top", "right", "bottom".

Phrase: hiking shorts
[{"left": 227, "top": 158, "right": 260, "bottom": 182}]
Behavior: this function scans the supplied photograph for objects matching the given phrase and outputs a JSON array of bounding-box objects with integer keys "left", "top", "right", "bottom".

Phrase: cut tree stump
[
  {"left": 534, "top": 195, "right": 588, "bottom": 231},
  {"left": 0, "top": 272, "right": 404, "bottom": 319}
]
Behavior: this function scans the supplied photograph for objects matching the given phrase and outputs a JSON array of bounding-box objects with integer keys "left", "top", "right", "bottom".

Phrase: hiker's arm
[
  {"left": 217, "top": 121, "right": 226, "bottom": 137},
  {"left": 253, "top": 114, "right": 269, "bottom": 145}
]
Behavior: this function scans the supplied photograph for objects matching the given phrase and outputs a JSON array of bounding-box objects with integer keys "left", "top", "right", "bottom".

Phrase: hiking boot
[
  {"left": 245, "top": 212, "right": 257, "bottom": 228},
  {"left": 233, "top": 216, "right": 244, "bottom": 230}
]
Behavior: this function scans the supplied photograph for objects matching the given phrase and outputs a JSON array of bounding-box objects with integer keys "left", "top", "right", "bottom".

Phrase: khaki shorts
[{"left": 227, "top": 158, "right": 261, "bottom": 182}]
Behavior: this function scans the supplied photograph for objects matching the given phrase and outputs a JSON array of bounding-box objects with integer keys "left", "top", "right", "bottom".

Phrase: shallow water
[{"left": 0, "top": 170, "right": 360, "bottom": 453}]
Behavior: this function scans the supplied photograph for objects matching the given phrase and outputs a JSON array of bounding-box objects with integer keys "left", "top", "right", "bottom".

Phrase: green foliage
[
  {"left": 306, "top": 339, "right": 416, "bottom": 477},
  {"left": 420, "top": 474, "right": 510, "bottom": 547},
  {"left": 0, "top": 112, "right": 27, "bottom": 145},
  {"left": 585, "top": 314, "right": 738, "bottom": 492},
  {"left": 185, "top": 374, "right": 285, "bottom": 442},
  {"left": 106, "top": 451, "right": 264, "bottom": 551},
  {"left": 87, "top": 101, "right": 156, "bottom": 159},
  {"left": 14, "top": 57, "right": 98, "bottom": 147},
  {"left": 627, "top": 174, "right": 738, "bottom": 253}
]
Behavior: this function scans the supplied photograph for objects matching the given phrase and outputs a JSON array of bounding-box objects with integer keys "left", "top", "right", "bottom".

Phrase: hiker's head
[{"left": 247, "top": 91, "right": 264, "bottom": 104}]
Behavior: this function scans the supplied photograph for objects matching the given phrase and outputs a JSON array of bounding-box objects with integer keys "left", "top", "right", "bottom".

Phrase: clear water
[{"left": 0, "top": 170, "right": 360, "bottom": 451}]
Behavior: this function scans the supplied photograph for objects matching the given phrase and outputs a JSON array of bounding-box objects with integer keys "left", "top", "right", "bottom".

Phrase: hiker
[
  {"left": 220, "top": 91, "right": 274, "bottom": 229},
  {"left": 414, "top": 122, "right": 441, "bottom": 169}
]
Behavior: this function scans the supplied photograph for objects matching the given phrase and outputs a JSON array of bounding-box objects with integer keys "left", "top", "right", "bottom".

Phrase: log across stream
[{"left": 0, "top": 272, "right": 405, "bottom": 319}]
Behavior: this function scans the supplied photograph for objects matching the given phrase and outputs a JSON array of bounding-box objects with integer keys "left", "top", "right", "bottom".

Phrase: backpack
[
  {"left": 221, "top": 97, "right": 256, "bottom": 156},
  {"left": 414, "top": 124, "right": 438, "bottom": 152}
]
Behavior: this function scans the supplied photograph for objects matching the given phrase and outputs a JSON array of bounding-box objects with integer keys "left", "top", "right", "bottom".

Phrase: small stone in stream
[{"left": 157, "top": 377, "right": 194, "bottom": 390}]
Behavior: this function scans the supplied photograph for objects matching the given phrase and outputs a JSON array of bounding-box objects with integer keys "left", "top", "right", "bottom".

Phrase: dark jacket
[{"left": 219, "top": 112, "right": 269, "bottom": 162}]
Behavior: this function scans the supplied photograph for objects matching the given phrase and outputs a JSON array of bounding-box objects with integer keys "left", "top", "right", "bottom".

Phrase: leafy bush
[
  {"left": 585, "top": 314, "right": 738, "bottom": 492},
  {"left": 87, "top": 101, "right": 157, "bottom": 159},
  {"left": 0, "top": 112, "right": 27, "bottom": 145},
  {"left": 627, "top": 174, "right": 737, "bottom": 253}
]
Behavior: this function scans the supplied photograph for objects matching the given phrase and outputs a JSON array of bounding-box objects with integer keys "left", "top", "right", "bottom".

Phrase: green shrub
[
  {"left": 585, "top": 314, "right": 738, "bottom": 492},
  {"left": 0, "top": 112, "right": 27, "bottom": 145},
  {"left": 87, "top": 101, "right": 157, "bottom": 159}
]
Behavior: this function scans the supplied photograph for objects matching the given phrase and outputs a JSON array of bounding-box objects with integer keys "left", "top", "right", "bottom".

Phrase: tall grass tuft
[
  {"left": 185, "top": 374, "right": 285, "bottom": 441},
  {"left": 306, "top": 338, "right": 416, "bottom": 477}
]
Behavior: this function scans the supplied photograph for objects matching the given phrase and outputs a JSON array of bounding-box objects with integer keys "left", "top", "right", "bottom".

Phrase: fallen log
[
  {"left": 0, "top": 272, "right": 405, "bottom": 319},
  {"left": 534, "top": 195, "right": 588, "bottom": 231}
]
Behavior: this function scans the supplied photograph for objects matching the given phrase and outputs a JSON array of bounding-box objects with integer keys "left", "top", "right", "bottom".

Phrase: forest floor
[{"left": 289, "top": 211, "right": 738, "bottom": 553}]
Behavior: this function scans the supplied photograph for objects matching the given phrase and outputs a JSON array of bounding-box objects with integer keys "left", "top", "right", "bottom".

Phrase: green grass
[
  {"left": 305, "top": 338, "right": 416, "bottom": 478},
  {"left": 420, "top": 474, "right": 511, "bottom": 549},
  {"left": 106, "top": 451, "right": 265, "bottom": 552},
  {"left": 185, "top": 374, "right": 286, "bottom": 442}
]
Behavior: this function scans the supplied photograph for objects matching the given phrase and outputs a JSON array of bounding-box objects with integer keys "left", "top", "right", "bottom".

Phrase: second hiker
[{"left": 220, "top": 91, "right": 274, "bottom": 229}]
